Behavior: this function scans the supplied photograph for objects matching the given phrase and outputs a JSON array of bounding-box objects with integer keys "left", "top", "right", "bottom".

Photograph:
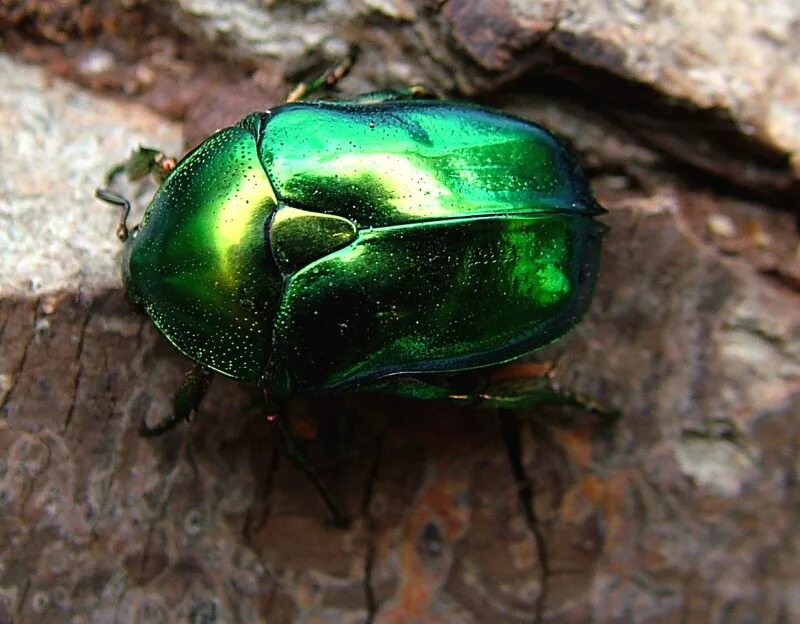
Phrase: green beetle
[{"left": 97, "top": 65, "right": 609, "bottom": 525}]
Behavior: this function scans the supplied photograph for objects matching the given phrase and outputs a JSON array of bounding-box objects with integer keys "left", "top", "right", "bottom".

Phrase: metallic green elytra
[{"left": 122, "top": 97, "right": 606, "bottom": 401}]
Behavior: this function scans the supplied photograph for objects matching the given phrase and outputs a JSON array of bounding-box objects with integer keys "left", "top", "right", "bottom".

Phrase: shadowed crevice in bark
[
  {"left": 360, "top": 431, "right": 384, "bottom": 623},
  {"left": 16, "top": 579, "right": 31, "bottom": 622},
  {"left": 481, "top": 54, "right": 799, "bottom": 210},
  {"left": 0, "top": 299, "right": 38, "bottom": 413},
  {"left": 499, "top": 411, "right": 549, "bottom": 624},
  {"left": 63, "top": 309, "right": 91, "bottom": 432},
  {"left": 243, "top": 445, "right": 281, "bottom": 544}
]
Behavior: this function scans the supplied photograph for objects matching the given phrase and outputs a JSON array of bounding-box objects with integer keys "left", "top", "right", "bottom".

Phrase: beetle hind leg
[
  {"left": 472, "top": 376, "right": 621, "bottom": 428},
  {"left": 139, "top": 365, "right": 214, "bottom": 437},
  {"left": 364, "top": 370, "right": 620, "bottom": 426}
]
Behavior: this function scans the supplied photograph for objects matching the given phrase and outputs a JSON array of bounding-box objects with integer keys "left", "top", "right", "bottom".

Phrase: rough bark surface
[{"left": 1, "top": 1, "right": 799, "bottom": 623}]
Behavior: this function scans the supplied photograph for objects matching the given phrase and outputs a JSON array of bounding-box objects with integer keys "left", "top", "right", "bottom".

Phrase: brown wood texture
[{"left": 1, "top": 1, "right": 799, "bottom": 622}]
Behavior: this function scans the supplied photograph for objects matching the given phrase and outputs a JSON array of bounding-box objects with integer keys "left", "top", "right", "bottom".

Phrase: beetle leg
[
  {"left": 364, "top": 374, "right": 620, "bottom": 427},
  {"left": 264, "top": 392, "right": 351, "bottom": 528},
  {"left": 139, "top": 365, "right": 214, "bottom": 437},
  {"left": 345, "top": 84, "right": 438, "bottom": 104},
  {"left": 285, "top": 45, "right": 358, "bottom": 103},
  {"left": 473, "top": 376, "right": 621, "bottom": 427},
  {"left": 105, "top": 146, "right": 177, "bottom": 186}
]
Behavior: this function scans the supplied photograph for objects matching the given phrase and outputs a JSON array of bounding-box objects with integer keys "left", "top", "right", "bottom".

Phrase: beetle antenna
[{"left": 95, "top": 187, "right": 132, "bottom": 241}]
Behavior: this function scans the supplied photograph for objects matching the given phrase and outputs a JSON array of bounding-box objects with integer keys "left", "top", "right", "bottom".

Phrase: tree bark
[{"left": 1, "top": 1, "right": 799, "bottom": 622}]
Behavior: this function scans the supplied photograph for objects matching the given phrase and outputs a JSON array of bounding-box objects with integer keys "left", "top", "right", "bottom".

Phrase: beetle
[{"left": 97, "top": 57, "right": 610, "bottom": 526}]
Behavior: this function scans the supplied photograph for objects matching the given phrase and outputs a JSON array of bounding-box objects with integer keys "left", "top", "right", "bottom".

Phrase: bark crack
[
  {"left": 138, "top": 519, "right": 157, "bottom": 584},
  {"left": 242, "top": 444, "right": 281, "bottom": 544},
  {"left": 136, "top": 435, "right": 194, "bottom": 585},
  {"left": 361, "top": 431, "right": 384, "bottom": 624},
  {"left": 63, "top": 310, "right": 91, "bottom": 432},
  {"left": 499, "top": 412, "right": 549, "bottom": 624},
  {"left": 0, "top": 303, "right": 11, "bottom": 346},
  {"left": 16, "top": 579, "right": 31, "bottom": 620},
  {"left": 0, "top": 300, "right": 38, "bottom": 413},
  {"left": 262, "top": 582, "right": 278, "bottom": 618}
]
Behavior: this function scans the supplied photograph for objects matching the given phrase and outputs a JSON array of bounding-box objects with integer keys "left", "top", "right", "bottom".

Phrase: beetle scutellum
[{"left": 97, "top": 55, "right": 611, "bottom": 526}]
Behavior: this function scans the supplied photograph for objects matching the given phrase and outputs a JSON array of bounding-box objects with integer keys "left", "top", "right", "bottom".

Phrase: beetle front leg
[
  {"left": 140, "top": 365, "right": 214, "bottom": 437},
  {"left": 105, "top": 146, "right": 178, "bottom": 186}
]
